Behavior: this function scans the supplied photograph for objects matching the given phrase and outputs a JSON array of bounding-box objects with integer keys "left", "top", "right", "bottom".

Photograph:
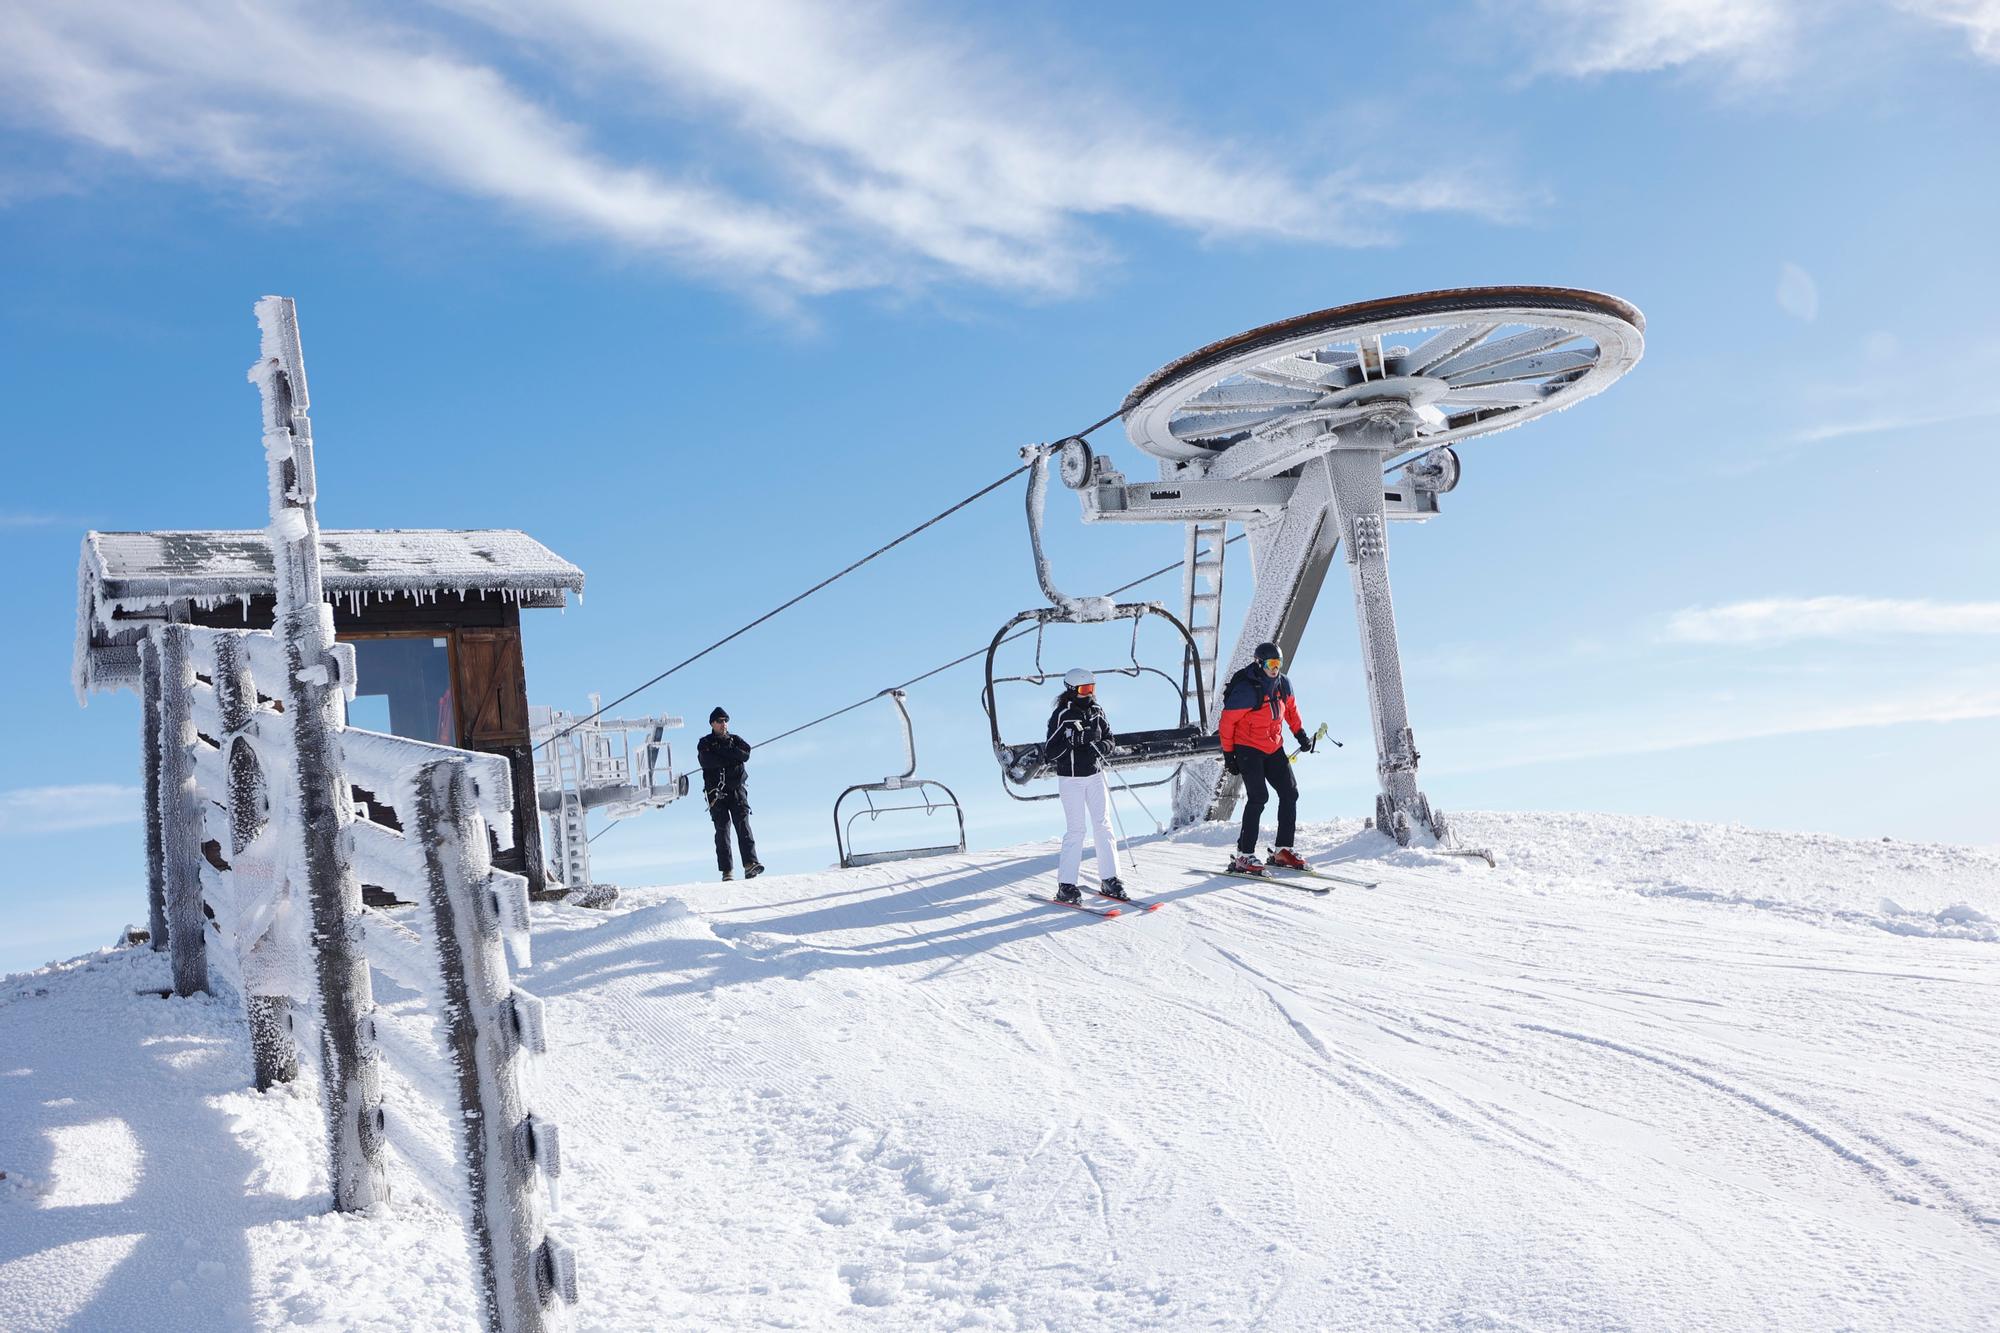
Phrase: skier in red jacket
[{"left": 1217, "top": 641, "right": 1318, "bottom": 875}]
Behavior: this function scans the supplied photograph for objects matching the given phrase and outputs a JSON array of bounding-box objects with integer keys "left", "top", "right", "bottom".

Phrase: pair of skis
[
  {"left": 1196, "top": 862, "right": 1380, "bottom": 894},
  {"left": 1028, "top": 884, "right": 1163, "bottom": 918}
]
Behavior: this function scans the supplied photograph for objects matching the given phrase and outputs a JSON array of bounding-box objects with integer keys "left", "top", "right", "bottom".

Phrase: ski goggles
[
  {"left": 1260, "top": 655, "right": 1283, "bottom": 669},
  {"left": 1074, "top": 682, "right": 1095, "bottom": 696}
]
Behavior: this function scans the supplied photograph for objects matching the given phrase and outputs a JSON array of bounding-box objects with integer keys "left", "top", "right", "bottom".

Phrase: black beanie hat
[
  {"left": 1253, "top": 641, "right": 1281, "bottom": 663},
  {"left": 710, "top": 706, "right": 729, "bottom": 723}
]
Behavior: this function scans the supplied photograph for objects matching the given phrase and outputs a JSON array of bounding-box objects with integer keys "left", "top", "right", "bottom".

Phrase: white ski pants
[{"left": 1058, "top": 773, "right": 1121, "bottom": 885}]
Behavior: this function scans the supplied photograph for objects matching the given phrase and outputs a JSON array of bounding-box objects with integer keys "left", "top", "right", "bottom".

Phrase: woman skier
[
  {"left": 1218, "top": 641, "right": 1318, "bottom": 875},
  {"left": 1044, "top": 667, "right": 1129, "bottom": 905}
]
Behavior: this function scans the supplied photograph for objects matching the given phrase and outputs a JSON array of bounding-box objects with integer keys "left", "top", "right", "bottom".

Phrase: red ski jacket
[{"left": 1218, "top": 663, "right": 1303, "bottom": 756}]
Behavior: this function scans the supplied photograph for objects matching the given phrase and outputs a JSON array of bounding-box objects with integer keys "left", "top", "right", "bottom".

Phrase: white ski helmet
[{"left": 1063, "top": 667, "right": 1095, "bottom": 689}]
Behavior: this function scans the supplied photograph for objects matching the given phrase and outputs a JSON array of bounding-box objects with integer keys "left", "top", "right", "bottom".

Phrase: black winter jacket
[
  {"left": 1043, "top": 691, "right": 1114, "bottom": 778},
  {"left": 697, "top": 732, "right": 752, "bottom": 807}
]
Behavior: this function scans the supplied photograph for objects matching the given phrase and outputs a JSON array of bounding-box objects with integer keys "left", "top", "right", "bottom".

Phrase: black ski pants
[
  {"left": 709, "top": 798, "right": 758, "bottom": 873},
  {"left": 1236, "top": 746, "right": 1297, "bottom": 855}
]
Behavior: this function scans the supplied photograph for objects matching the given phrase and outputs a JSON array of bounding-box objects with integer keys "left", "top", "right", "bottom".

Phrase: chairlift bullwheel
[{"left": 1120, "top": 286, "right": 1645, "bottom": 463}]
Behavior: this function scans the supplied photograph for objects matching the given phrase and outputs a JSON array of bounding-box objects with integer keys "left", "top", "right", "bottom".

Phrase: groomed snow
[{"left": 3, "top": 811, "right": 1997, "bottom": 1331}]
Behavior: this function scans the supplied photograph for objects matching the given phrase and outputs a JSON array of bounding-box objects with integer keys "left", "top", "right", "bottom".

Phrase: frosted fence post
[
  {"left": 412, "top": 757, "right": 571, "bottom": 1333},
  {"left": 139, "top": 635, "right": 170, "bottom": 953},
  {"left": 252, "top": 296, "right": 386, "bottom": 1210},
  {"left": 214, "top": 632, "right": 299, "bottom": 1091},
  {"left": 154, "top": 624, "right": 210, "bottom": 997}
]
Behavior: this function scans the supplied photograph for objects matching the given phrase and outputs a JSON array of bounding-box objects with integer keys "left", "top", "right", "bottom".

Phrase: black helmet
[{"left": 1253, "top": 642, "right": 1282, "bottom": 665}]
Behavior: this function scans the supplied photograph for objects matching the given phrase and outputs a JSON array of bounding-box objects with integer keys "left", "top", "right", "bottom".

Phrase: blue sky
[{"left": 3, "top": 0, "right": 1998, "bottom": 974}]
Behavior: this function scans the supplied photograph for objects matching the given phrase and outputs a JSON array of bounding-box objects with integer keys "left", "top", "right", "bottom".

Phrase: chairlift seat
[
  {"left": 832, "top": 690, "right": 969, "bottom": 869},
  {"left": 999, "top": 726, "right": 1220, "bottom": 786}
]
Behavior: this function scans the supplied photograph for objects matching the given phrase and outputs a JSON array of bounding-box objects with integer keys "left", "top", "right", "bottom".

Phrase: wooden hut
[{"left": 76, "top": 528, "right": 584, "bottom": 899}]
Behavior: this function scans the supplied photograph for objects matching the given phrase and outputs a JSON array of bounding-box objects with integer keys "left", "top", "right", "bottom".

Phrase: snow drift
[{"left": 3, "top": 810, "right": 1997, "bottom": 1331}]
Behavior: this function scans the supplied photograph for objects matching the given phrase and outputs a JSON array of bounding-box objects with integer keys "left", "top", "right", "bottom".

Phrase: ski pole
[
  {"left": 1099, "top": 769, "right": 1149, "bottom": 873},
  {"left": 1290, "top": 721, "right": 1338, "bottom": 764}
]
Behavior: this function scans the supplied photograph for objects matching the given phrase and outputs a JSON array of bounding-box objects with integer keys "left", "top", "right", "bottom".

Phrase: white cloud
[
  {"left": 1434, "top": 685, "right": 2000, "bottom": 773},
  {"left": 0, "top": 1, "right": 1516, "bottom": 299},
  {"left": 0, "top": 784, "right": 140, "bottom": 835},
  {"left": 1900, "top": 0, "right": 2000, "bottom": 60},
  {"left": 0, "top": 2, "right": 847, "bottom": 292},
  {"left": 1776, "top": 261, "right": 1819, "bottom": 320},
  {"left": 1526, "top": 0, "right": 1797, "bottom": 78},
  {"left": 1788, "top": 407, "right": 2000, "bottom": 443},
  {"left": 1663, "top": 596, "right": 2000, "bottom": 644}
]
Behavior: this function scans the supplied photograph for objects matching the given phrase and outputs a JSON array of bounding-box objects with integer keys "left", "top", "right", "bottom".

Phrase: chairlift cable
[
  {"left": 543, "top": 411, "right": 1127, "bottom": 759},
  {"left": 754, "top": 532, "right": 1246, "bottom": 751},
  {"left": 584, "top": 532, "right": 1245, "bottom": 845}
]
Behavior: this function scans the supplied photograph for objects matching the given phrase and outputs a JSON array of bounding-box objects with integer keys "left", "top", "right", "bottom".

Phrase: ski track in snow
[{"left": 2, "top": 810, "right": 1998, "bottom": 1330}]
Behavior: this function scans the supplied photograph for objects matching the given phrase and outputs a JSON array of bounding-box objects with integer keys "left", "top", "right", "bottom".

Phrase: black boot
[
  {"left": 1054, "top": 883, "right": 1082, "bottom": 905},
  {"left": 745, "top": 862, "right": 765, "bottom": 879},
  {"left": 1098, "top": 877, "right": 1131, "bottom": 901}
]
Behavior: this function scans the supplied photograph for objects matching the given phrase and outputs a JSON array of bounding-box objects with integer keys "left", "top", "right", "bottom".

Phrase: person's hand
[
  {"left": 1293, "top": 729, "right": 1315, "bottom": 753},
  {"left": 1223, "top": 749, "right": 1241, "bottom": 775}
]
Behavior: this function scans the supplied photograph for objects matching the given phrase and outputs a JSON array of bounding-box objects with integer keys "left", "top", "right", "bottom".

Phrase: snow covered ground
[{"left": 3, "top": 811, "right": 1997, "bottom": 1331}]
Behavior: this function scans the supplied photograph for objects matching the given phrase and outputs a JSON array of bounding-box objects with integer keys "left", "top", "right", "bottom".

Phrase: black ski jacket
[
  {"left": 1043, "top": 691, "right": 1114, "bottom": 778},
  {"left": 697, "top": 732, "right": 753, "bottom": 808}
]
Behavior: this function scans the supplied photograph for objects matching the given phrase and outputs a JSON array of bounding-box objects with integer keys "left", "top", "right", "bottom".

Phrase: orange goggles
[{"left": 1075, "top": 682, "right": 1095, "bottom": 695}]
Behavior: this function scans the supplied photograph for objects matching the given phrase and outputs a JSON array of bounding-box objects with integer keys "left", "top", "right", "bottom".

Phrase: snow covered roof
[
  {"left": 83, "top": 529, "right": 583, "bottom": 604},
  {"left": 76, "top": 529, "right": 584, "bottom": 701}
]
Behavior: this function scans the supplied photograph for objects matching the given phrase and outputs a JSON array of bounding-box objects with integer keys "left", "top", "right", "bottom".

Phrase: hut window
[{"left": 344, "top": 635, "right": 457, "bottom": 745}]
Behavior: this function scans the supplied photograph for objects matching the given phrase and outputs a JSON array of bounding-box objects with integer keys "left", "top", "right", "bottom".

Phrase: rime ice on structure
[{"left": 1092, "top": 287, "right": 1646, "bottom": 845}]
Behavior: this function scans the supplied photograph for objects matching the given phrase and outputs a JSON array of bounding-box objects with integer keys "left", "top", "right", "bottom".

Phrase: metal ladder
[
  {"left": 1181, "top": 520, "right": 1227, "bottom": 717},
  {"left": 553, "top": 734, "right": 590, "bottom": 890}
]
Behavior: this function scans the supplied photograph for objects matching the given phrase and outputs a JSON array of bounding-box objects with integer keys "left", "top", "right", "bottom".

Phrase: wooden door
[{"left": 454, "top": 627, "right": 528, "bottom": 745}]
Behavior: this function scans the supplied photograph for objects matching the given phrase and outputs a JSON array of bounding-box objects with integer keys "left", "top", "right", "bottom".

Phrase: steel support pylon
[{"left": 1321, "top": 415, "right": 1447, "bottom": 846}]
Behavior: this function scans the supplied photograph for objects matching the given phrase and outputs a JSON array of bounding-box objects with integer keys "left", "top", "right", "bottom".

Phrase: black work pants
[
  {"left": 1236, "top": 746, "right": 1297, "bottom": 854},
  {"left": 710, "top": 799, "right": 758, "bottom": 873}
]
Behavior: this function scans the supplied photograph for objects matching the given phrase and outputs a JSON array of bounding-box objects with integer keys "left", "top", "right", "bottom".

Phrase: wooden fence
[{"left": 135, "top": 295, "right": 577, "bottom": 1333}]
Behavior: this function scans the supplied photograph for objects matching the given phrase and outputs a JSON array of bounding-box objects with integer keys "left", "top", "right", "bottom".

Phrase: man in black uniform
[{"left": 698, "top": 706, "right": 762, "bottom": 881}]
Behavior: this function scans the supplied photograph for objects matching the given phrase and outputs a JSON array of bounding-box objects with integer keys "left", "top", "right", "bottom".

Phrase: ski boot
[
  {"left": 745, "top": 862, "right": 766, "bottom": 879},
  {"left": 1227, "top": 853, "right": 1267, "bottom": 876},
  {"left": 1098, "top": 877, "right": 1132, "bottom": 902},
  {"left": 1054, "top": 883, "right": 1083, "bottom": 905},
  {"left": 1267, "top": 847, "right": 1311, "bottom": 872}
]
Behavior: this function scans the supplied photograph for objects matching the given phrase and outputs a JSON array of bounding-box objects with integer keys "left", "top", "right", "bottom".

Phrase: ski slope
[{"left": 4, "top": 811, "right": 1998, "bottom": 1330}]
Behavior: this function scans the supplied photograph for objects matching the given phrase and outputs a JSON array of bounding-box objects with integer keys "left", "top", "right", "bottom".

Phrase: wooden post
[
  {"left": 253, "top": 296, "right": 387, "bottom": 1211},
  {"left": 154, "top": 625, "right": 209, "bottom": 997},
  {"left": 214, "top": 633, "right": 298, "bottom": 1091},
  {"left": 414, "top": 757, "right": 571, "bottom": 1333},
  {"left": 139, "top": 635, "right": 170, "bottom": 953}
]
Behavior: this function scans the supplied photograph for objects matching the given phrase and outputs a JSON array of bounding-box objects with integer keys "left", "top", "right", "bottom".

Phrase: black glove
[
  {"left": 1223, "top": 749, "right": 1241, "bottom": 775},
  {"left": 1294, "top": 729, "right": 1315, "bottom": 753}
]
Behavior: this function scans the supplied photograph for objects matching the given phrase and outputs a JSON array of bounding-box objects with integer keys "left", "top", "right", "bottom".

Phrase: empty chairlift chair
[{"left": 833, "top": 689, "right": 968, "bottom": 869}]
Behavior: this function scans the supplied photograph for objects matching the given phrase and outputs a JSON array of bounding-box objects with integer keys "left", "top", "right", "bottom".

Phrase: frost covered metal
[
  {"left": 1100, "top": 287, "right": 1645, "bottom": 841},
  {"left": 530, "top": 699, "right": 688, "bottom": 902}
]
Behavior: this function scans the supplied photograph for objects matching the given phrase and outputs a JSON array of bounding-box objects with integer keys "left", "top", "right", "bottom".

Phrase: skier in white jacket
[{"left": 1042, "top": 668, "right": 1127, "bottom": 905}]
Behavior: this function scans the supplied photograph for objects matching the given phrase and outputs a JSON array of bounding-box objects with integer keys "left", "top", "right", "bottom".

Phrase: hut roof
[
  {"left": 83, "top": 529, "right": 583, "bottom": 604},
  {"left": 76, "top": 529, "right": 584, "bottom": 700}
]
